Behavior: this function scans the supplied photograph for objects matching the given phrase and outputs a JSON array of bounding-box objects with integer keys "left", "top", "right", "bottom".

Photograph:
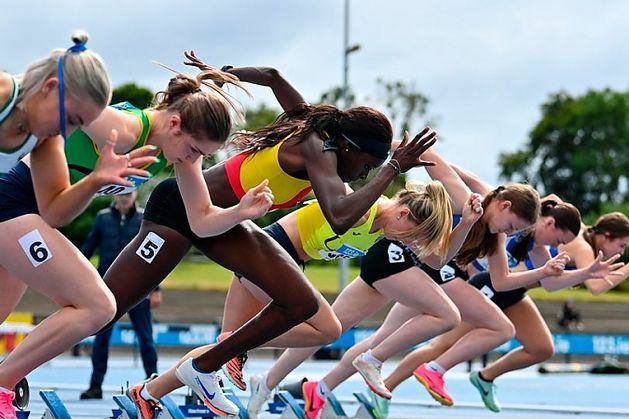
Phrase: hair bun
[{"left": 71, "top": 30, "right": 89, "bottom": 46}]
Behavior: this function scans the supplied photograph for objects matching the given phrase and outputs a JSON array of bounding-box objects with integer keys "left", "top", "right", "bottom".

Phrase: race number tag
[
  {"left": 18, "top": 229, "right": 52, "bottom": 267},
  {"left": 387, "top": 242, "right": 405, "bottom": 264},
  {"left": 136, "top": 232, "right": 165, "bottom": 264},
  {"left": 96, "top": 175, "right": 149, "bottom": 196},
  {"left": 439, "top": 264, "right": 457, "bottom": 282},
  {"left": 480, "top": 285, "right": 495, "bottom": 299}
]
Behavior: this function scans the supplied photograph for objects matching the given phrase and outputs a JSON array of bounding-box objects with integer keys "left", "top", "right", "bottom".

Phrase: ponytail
[
  {"left": 393, "top": 181, "right": 452, "bottom": 260},
  {"left": 151, "top": 51, "right": 251, "bottom": 143}
]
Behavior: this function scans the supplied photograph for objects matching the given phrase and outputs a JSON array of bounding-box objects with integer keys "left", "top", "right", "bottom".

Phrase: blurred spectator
[
  {"left": 79, "top": 192, "right": 159, "bottom": 400},
  {"left": 557, "top": 299, "right": 584, "bottom": 332}
]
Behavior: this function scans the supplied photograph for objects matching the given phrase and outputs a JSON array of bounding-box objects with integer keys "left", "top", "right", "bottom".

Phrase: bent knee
[
  {"left": 321, "top": 316, "right": 343, "bottom": 343},
  {"left": 443, "top": 307, "right": 461, "bottom": 331},
  {"left": 527, "top": 342, "right": 555, "bottom": 361},
  {"left": 84, "top": 288, "right": 117, "bottom": 331},
  {"left": 289, "top": 294, "right": 320, "bottom": 322},
  {"left": 495, "top": 319, "right": 516, "bottom": 342}
]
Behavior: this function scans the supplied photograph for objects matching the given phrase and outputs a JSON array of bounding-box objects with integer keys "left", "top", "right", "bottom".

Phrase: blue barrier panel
[
  {"left": 495, "top": 334, "right": 629, "bottom": 356},
  {"left": 81, "top": 323, "right": 629, "bottom": 357},
  {"left": 81, "top": 323, "right": 219, "bottom": 347}
]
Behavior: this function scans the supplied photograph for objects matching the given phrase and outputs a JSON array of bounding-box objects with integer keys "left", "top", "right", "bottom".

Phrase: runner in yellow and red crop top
[{"left": 105, "top": 57, "right": 439, "bottom": 415}]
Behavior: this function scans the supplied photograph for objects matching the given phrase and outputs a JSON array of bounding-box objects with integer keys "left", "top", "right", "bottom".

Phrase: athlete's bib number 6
[
  {"left": 29, "top": 241, "right": 49, "bottom": 262},
  {"left": 18, "top": 229, "right": 53, "bottom": 267}
]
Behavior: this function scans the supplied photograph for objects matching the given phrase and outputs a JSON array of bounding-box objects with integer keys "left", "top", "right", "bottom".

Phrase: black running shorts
[{"left": 468, "top": 271, "right": 527, "bottom": 310}]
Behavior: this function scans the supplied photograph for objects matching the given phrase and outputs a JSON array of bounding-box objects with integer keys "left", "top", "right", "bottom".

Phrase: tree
[
  {"left": 375, "top": 78, "right": 430, "bottom": 137},
  {"left": 319, "top": 86, "right": 354, "bottom": 107},
  {"left": 242, "top": 103, "right": 280, "bottom": 131},
  {"left": 111, "top": 83, "right": 154, "bottom": 108},
  {"left": 499, "top": 88, "right": 629, "bottom": 214}
]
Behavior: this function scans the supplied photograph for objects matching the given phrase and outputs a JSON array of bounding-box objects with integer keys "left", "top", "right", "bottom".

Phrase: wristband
[{"left": 387, "top": 158, "right": 401, "bottom": 174}]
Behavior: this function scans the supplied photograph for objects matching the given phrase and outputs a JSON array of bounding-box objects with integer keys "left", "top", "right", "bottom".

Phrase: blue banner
[{"left": 86, "top": 323, "right": 629, "bottom": 357}]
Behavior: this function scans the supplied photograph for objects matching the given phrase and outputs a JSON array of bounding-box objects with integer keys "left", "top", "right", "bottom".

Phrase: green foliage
[
  {"left": 375, "top": 78, "right": 430, "bottom": 137},
  {"left": 499, "top": 88, "right": 629, "bottom": 214},
  {"left": 242, "top": 103, "right": 281, "bottom": 131},
  {"left": 60, "top": 196, "right": 111, "bottom": 246},
  {"left": 319, "top": 79, "right": 431, "bottom": 139},
  {"left": 111, "top": 83, "right": 154, "bottom": 108},
  {"left": 319, "top": 86, "right": 354, "bottom": 107}
]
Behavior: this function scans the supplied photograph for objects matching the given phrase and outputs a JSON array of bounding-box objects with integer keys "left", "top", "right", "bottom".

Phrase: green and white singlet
[
  {"left": 65, "top": 102, "right": 168, "bottom": 195},
  {"left": 0, "top": 76, "right": 38, "bottom": 176}
]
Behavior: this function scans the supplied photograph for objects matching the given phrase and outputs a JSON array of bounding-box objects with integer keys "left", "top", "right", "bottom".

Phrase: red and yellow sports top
[{"left": 225, "top": 139, "right": 312, "bottom": 210}]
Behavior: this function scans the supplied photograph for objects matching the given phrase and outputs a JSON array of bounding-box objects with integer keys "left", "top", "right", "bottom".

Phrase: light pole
[
  {"left": 339, "top": 0, "right": 361, "bottom": 291},
  {"left": 342, "top": 0, "right": 361, "bottom": 108}
]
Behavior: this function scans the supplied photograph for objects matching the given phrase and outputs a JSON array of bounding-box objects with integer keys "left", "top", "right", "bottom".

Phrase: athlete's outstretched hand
[
  {"left": 92, "top": 129, "right": 158, "bottom": 187},
  {"left": 237, "top": 179, "right": 274, "bottom": 220},
  {"left": 543, "top": 251, "right": 571, "bottom": 277},
  {"left": 587, "top": 252, "right": 624, "bottom": 279},
  {"left": 462, "top": 193, "right": 483, "bottom": 225},
  {"left": 390, "top": 127, "right": 437, "bottom": 173}
]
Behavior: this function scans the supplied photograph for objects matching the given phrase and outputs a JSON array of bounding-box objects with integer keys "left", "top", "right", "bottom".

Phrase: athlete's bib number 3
[
  {"left": 136, "top": 232, "right": 165, "bottom": 264},
  {"left": 19, "top": 229, "right": 52, "bottom": 267}
]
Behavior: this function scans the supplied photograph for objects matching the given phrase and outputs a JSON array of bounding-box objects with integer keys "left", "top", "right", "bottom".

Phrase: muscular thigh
[
  {"left": 330, "top": 278, "right": 389, "bottom": 330},
  {"left": 104, "top": 220, "right": 191, "bottom": 321},
  {"left": 442, "top": 278, "right": 510, "bottom": 329},
  {"left": 192, "top": 221, "right": 317, "bottom": 302},
  {"left": 0, "top": 214, "right": 106, "bottom": 305},
  {"left": 505, "top": 296, "right": 552, "bottom": 348}
]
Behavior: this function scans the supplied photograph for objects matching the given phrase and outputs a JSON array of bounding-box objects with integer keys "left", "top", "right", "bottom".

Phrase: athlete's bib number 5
[{"left": 136, "top": 232, "right": 165, "bottom": 264}]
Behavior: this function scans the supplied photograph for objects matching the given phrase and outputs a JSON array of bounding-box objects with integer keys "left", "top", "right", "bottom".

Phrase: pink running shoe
[
  {"left": 302, "top": 380, "right": 326, "bottom": 419},
  {"left": 0, "top": 390, "right": 17, "bottom": 419},
  {"left": 217, "top": 331, "right": 248, "bottom": 391},
  {"left": 413, "top": 363, "right": 454, "bottom": 406}
]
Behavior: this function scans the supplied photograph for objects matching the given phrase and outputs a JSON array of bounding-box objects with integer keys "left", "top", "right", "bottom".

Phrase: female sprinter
[
  {"left": 102, "top": 60, "right": 437, "bottom": 416},
  {"left": 0, "top": 32, "right": 155, "bottom": 417},
  {"left": 379, "top": 161, "right": 622, "bottom": 414},
  {"left": 247, "top": 189, "right": 484, "bottom": 419}
]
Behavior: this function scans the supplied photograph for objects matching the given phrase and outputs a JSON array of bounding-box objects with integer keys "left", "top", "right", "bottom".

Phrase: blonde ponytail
[{"left": 394, "top": 181, "right": 452, "bottom": 260}]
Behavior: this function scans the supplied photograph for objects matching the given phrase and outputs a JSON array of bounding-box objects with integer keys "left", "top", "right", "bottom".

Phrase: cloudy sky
[{"left": 2, "top": 0, "right": 627, "bottom": 185}]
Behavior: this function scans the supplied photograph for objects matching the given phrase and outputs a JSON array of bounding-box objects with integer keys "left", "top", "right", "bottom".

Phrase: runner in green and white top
[
  {"left": 65, "top": 102, "right": 168, "bottom": 196},
  {"left": 0, "top": 31, "right": 157, "bottom": 419},
  {"left": 0, "top": 75, "right": 38, "bottom": 175}
]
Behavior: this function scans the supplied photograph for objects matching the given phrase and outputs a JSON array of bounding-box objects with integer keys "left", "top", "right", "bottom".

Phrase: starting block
[
  {"left": 40, "top": 390, "right": 71, "bottom": 419},
  {"left": 352, "top": 393, "right": 378, "bottom": 419},
  {"left": 166, "top": 389, "right": 248, "bottom": 418},
  {"left": 112, "top": 394, "right": 138, "bottom": 419},
  {"left": 223, "top": 389, "right": 248, "bottom": 419},
  {"left": 159, "top": 395, "right": 186, "bottom": 418},
  {"left": 276, "top": 390, "right": 305, "bottom": 419},
  {"left": 321, "top": 392, "right": 348, "bottom": 419},
  {"left": 272, "top": 387, "right": 381, "bottom": 419}
]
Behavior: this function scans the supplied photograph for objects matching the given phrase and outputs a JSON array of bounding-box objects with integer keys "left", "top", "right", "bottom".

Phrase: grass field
[
  {"left": 161, "top": 258, "right": 360, "bottom": 293},
  {"left": 161, "top": 259, "right": 629, "bottom": 302}
]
